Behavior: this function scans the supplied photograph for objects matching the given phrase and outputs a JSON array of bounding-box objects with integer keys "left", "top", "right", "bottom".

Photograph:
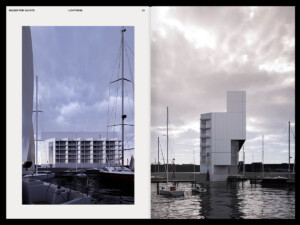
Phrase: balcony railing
[
  {"left": 56, "top": 143, "right": 67, "bottom": 146},
  {"left": 93, "top": 142, "right": 104, "bottom": 145},
  {"left": 200, "top": 126, "right": 211, "bottom": 130},
  {"left": 68, "top": 153, "right": 78, "bottom": 156},
  {"left": 200, "top": 133, "right": 211, "bottom": 138},
  {"left": 201, "top": 141, "right": 211, "bottom": 147}
]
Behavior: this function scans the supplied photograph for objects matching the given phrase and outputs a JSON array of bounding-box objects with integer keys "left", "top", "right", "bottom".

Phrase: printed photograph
[
  {"left": 151, "top": 7, "right": 295, "bottom": 219},
  {"left": 22, "top": 26, "right": 135, "bottom": 204}
]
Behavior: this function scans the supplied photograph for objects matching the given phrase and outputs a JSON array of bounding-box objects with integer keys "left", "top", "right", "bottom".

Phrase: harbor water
[
  {"left": 44, "top": 175, "right": 134, "bottom": 204},
  {"left": 151, "top": 181, "right": 295, "bottom": 219}
]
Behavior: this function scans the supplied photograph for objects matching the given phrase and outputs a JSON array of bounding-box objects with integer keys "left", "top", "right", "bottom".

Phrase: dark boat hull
[
  {"left": 261, "top": 178, "right": 288, "bottom": 185},
  {"left": 99, "top": 172, "right": 134, "bottom": 189}
]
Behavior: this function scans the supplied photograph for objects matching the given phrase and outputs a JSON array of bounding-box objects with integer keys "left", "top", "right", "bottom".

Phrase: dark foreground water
[
  {"left": 45, "top": 175, "right": 134, "bottom": 204},
  {"left": 151, "top": 181, "right": 295, "bottom": 219}
]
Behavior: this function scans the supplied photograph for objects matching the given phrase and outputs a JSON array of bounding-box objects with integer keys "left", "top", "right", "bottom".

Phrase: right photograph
[{"left": 151, "top": 7, "right": 295, "bottom": 219}]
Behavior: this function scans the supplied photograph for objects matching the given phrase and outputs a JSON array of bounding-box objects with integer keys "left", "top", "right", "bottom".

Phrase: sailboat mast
[
  {"left": 243, "top": 146, "right": 245, "bottom": 177},
  {"left": 195, "top": 118, "right": 200, "bottom": 185},
  {"left": 252, "top": 152, "right": 254, "bottom": 177},
  {"left": 193, "top": 149, "right": 195, "bottom": 185},
  {"left": 289, "top": 121, "right": 290, "bottom": 176},
  {"left": 262, "top": 135, "right": 264, "bottom": 178},
  {"left": 35, "top": 75, "right": 38, "bottom": 175},
  {"left": 76, "top": 135, "right": 77, "bottom": 171},
  {"left": 121, "top": 28, "right": 126, "bottom": 167},
  {"left": 167, "top": 106, "right": 169, "bottom": 185},
  {"left": 158, "top": 137, "right": 159, "bottom": 173},
  {"left": 293, "top": 127, "right": 295, "bottom": 174},
  {"left": 199, "top": 118, "right": 200, "bottom": 172}
]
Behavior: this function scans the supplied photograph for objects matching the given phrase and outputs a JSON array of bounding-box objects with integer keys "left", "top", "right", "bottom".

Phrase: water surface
[{"left": 151, "top": 181, "right": 295, "bottom": 219}]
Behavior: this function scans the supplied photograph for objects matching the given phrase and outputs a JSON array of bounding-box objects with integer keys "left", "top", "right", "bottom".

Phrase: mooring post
[{"left": 157, "top": 182, "right": 159, "bottom": 194}]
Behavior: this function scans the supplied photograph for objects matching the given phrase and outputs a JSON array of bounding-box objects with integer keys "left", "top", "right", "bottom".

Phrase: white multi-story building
[
  {"left": 40, "top": 132, "right": 121, "bottom": 168},
  {"left": 200, "top": 91, "right": 246, "bottom": 181}
]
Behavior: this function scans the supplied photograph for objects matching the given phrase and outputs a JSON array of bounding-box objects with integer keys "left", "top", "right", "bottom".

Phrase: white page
[{"left": 6, "top": 6, "right": 150, "bottom": 219}]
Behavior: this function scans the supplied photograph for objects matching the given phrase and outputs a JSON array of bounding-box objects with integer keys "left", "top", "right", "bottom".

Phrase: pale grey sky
[{"left": 151, "top": 7, "right": 295, "bottom": 165}]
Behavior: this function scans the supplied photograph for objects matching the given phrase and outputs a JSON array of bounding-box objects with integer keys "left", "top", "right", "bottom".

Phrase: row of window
[{"left": 55, "top": 159, "right": 116, "bottom": 163}]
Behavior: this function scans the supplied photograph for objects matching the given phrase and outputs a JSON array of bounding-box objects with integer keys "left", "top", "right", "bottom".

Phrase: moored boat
[
  {"left": 98, "top": 27, "right": 134, "bottom": 190},
  {"left": 159, "top": 107, "right": 184, "bottom": 197},
  {"left": 192, "top": 185, "right": 207, "bottom": 193},
  {"left": 100, "top": 166, "right": 134, "bottom": 187},
  {"left": 159, "top": 185, "right": 184, "bottom": 197},
  {"left": 23, "top": 178, "right": 91, "bottom": 204}
]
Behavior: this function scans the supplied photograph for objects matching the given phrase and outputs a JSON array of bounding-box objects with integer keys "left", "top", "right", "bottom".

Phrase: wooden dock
[{"left": 249, "top": 177, "right": 295, "bottom": 185}]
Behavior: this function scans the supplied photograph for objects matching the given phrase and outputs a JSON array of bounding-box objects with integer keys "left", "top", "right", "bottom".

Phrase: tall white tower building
[{"left": 200, "top": 91, "right": 246, "bottom": 181}]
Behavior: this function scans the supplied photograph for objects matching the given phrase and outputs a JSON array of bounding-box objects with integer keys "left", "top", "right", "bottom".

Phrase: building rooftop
[{"left": 41, "top": 131, "right": 117, "bottom": 140}]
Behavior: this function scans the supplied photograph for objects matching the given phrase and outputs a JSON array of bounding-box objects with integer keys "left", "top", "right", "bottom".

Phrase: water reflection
[
  {"left": 151, "top": 181, "right": 295, "bottom": 219},
  {"left": 199, "top": 182, "right": 245, "bottom": 219}
]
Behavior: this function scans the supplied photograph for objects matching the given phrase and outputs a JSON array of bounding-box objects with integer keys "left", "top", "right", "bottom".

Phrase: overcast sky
[
  {"left": 31, "top": 26, "right": 135, "bottom": 165},
  {"left": 151, "top": 7, "right": 295, "bottom": 165}
]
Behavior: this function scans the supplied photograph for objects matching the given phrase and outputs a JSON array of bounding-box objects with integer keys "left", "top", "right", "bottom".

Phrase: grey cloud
[
  {"left": 151, "top": 7, "right": 295, "bottom": 164},
  {"left": 31, "top": 26, "right": 135, "bottom": 163}
]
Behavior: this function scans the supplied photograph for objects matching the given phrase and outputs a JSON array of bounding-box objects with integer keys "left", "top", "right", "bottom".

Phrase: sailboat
[
  {"left": 99, "top": 27, "right": 134, "bottom": 188},
  {"left": 159, "top": 107, "right": 184, "bottom": 197},
  {"left": 261, "top": 122, "right": 295, "bottom": 185},
  {"left": 152, "top": 137, "right": 164, "bottom": 180},
  {"left": 287, "top": 121, "right": 295, "bottom": 184},
  {"left": 23, "top": 75, "right": 54, "bottom": 180}
]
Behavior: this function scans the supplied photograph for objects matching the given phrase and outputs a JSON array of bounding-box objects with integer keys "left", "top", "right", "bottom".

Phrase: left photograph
[{"left": 22, "top": 26, "right": 135, "bottom": 204}]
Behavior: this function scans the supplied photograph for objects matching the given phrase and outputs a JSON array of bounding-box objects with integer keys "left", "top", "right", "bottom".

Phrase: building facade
[
  {"left": 40, "top": 132, "right": 121, "bottom": 168},
  {"left": 200, "top": 91, "right": 246, "bottom": 181}
]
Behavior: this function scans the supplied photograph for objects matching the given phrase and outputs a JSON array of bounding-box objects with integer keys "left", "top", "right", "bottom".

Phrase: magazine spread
[
  {"left": 7, "top": 6, "right": 150, "bottom": 219},
  {"left": 6, "top": 6, "right": 295, "bottom": 219}
]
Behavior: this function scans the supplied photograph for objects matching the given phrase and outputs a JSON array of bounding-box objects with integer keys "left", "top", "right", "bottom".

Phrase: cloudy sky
[
  {"left": 151, "top": 7, "right": 295, "bottom": 165},
  {"left": 30, "top": 26, "right": 135, "bottom": 164}
]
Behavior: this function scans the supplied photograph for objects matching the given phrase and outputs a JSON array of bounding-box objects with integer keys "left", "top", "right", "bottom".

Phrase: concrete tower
[{"left": 200, "top": 91, "right": 246, "bottom": 181}]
